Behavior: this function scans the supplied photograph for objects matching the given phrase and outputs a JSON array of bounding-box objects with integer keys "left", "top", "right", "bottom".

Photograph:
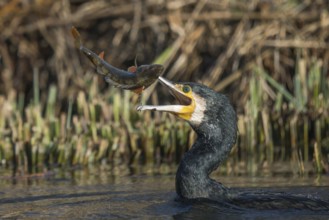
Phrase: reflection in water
[{"left": 0, "top": 167, "right": 329, "bottom": 219}]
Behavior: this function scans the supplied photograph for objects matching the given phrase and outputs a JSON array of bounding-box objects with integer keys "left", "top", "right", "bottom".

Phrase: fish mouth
[{"left": 137, "top": 77, "right": 195, "bottom": 120}]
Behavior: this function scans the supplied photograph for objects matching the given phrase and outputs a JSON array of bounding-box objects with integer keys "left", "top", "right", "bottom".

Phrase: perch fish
[{"left": 71, "top": 27, "right": 164, "bottom": 94}]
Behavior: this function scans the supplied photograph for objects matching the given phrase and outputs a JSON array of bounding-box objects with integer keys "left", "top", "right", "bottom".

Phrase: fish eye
[{"left": 182, "top": 85, "right": 191, "bottom": 93}]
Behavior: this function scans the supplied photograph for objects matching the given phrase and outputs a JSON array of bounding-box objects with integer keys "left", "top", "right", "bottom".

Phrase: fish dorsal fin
[
  {"left": 127, "top": 66, "right": 137, "bottom": 73},
  {"left": 98, "top": 51, "right": 105, "bottom": 59},
  {"left": 127, "top": 54, "right": 139, "bottom": 73}
]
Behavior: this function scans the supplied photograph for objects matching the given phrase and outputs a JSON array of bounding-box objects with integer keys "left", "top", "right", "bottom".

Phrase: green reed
[
  {"left": 241, "top": 57, "right": 329, "bottom": 174},
  {"left": 0, "top": 58, "right": 328, "bottom": 176}
]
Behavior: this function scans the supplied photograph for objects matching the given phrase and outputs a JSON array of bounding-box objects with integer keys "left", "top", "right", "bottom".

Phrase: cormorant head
[
  {"left": 137, "top": 77, "right": 202, "bottom": 125},
  {"left": 138, "top": 77, "right": 236, "bottom": 133}
]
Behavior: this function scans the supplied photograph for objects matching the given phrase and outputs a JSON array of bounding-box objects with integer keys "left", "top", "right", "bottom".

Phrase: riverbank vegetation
[{"left": 0, "top": 0, "right": 328, "bottom": 176}]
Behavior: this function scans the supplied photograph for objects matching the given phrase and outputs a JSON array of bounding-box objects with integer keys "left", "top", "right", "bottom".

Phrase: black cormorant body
[
  {"left": 173, "top": 83, "right": 236, "bottom": 200},
  {"left": 138, "top": 77, "right": 329, "bottom": 211}
]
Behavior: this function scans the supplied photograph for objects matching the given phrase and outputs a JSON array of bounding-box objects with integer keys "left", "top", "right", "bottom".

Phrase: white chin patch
[{"left": 190, "top": 93, "right": 206, "bottom": 125}]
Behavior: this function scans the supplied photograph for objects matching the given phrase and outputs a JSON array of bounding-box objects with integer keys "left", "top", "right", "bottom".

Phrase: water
[{"left": 0, "top": 167, "right": 329, "bottom": 219}]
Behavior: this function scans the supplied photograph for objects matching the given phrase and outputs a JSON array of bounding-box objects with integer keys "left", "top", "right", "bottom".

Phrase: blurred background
[{"left": 0, "top": 0, "right": 329, "bottom": 177}]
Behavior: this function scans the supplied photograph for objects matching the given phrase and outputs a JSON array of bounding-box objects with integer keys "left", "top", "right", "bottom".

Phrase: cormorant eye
[{"left": 182, "top": 85, "right": 191, "bottom": 93}]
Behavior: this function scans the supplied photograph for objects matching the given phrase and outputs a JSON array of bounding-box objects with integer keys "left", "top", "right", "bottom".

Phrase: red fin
[
  {"left": 71, "top": 26, "right": 80, "bottom": 41},
  {"left": 127, "top": 66, "right": 137, "bottom": 73},
  {"left": 133, "top": 87, "right": 144, "bottom": 94},
  {"left": 71, "top": 26, "right": 82, "bottom": 48},
  {"left": 98, "top": 51, "right": 105, "bottom": 59}
]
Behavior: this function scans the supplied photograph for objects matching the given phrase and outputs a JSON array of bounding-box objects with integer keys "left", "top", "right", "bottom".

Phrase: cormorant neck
[{"left": 176, "top": 97, "right": 237, "bottom": 200}]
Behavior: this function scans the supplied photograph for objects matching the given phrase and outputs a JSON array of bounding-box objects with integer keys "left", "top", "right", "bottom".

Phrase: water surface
[{"left": 0, "top": 167, "right": 329, "bottom": 219}]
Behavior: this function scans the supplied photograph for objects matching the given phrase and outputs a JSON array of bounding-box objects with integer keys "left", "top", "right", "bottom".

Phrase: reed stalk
[{"left": 0, "top": 0, "right": 328, "bottom": 175}]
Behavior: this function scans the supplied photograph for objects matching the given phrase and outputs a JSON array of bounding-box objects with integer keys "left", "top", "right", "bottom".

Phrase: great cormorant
[{"left": 137, "top": 77, "right": 329, "bottom": 211}]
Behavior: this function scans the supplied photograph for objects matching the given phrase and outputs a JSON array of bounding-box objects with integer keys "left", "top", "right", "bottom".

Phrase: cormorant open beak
[{"left": 137, "top": 77, "right": 196, "bottom": 121}]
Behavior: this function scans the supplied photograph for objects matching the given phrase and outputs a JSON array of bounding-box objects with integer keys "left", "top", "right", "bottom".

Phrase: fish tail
[
  {"left": 71, "top": 27, "right": 101, "bottom": 67},
  {"left": 71, "top": 26, "right": 83, "bottom": 49}
]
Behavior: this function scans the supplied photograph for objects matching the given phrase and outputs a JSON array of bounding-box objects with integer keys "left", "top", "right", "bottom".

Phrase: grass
[{"left": 0, "top": 0, "right": 328, "bottom": 176}]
